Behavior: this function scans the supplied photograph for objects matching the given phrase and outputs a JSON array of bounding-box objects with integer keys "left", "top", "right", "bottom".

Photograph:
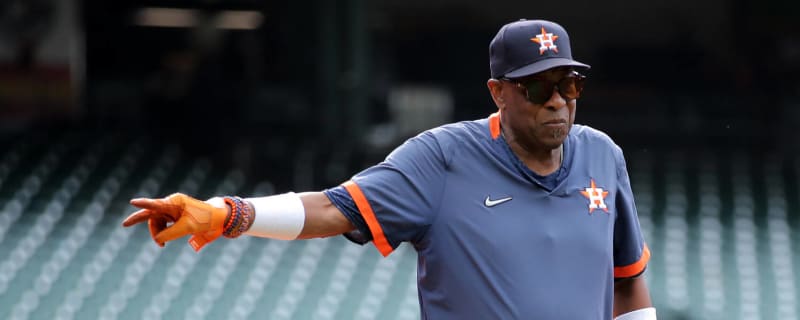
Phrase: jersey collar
[{"left": 489, "top": 111, "right": 501, "bottom": 139}]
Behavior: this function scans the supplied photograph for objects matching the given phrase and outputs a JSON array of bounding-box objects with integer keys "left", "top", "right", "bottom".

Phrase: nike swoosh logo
[{"left": 484, "top": 196, "right": 512, "bottom": 207}]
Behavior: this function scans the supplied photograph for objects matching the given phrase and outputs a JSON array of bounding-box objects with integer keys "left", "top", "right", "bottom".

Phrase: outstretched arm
[
  {"left": 122, "top": 191, "right": 356, "bottom": 251},
  {"left": 613, "top": 275, "right": 656, "bottom": 319}
]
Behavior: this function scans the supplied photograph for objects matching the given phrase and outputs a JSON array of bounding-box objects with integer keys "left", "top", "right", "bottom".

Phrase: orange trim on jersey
[
  {"left": 342, "top": 180, "right": 394, "bottom": 257},
  {"left": 489, "top": 112, "right": 501, "bottom": 139},
  {"left": 614, "top": 244, "right": 651, "bottom": 278}
]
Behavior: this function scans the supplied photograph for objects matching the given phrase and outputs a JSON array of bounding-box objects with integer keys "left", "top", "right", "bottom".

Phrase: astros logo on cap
[{"left": 531, "top": 26, "right": 559, "bottom": 55}]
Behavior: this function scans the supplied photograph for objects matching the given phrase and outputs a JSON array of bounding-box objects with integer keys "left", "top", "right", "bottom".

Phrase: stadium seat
[{"left": 0, "top": 133, "right": 798, "bottom": 320}]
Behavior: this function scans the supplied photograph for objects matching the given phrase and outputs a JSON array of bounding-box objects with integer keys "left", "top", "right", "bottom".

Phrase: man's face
[{"left": 500, "top": 67, "right": 579, "bottom": 150}]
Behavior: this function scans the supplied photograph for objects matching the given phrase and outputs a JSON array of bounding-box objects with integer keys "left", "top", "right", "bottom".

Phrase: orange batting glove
[{"left": 122, "top": 193, "right": 229, "bottom": 252}]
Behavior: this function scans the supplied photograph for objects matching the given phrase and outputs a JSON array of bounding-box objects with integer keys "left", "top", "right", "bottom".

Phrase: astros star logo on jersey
[
  {"left": 531, "top": 26, "right": 559, "bottom": 55},
  {"left": 580, "top": 179, "right": 609, "bottom": 214}
]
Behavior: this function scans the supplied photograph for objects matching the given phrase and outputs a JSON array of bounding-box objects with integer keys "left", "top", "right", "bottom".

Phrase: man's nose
[{"left": 544, "top": 87, "right": 568, "bottom": 110}]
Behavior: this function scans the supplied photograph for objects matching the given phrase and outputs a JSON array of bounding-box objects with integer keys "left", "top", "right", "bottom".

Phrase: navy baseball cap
[{"left": 490, "top": 19, "right": 589, "bottom": 79}]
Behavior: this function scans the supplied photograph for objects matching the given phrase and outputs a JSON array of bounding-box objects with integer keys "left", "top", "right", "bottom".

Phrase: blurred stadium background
[{"left": 0, "top": 0, "right": 798, "bottom": 319}]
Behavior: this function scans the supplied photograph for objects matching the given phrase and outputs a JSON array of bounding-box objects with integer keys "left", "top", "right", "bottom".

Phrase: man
[{"left": 123, "top": 19, "right": 656, "bottom": 320}]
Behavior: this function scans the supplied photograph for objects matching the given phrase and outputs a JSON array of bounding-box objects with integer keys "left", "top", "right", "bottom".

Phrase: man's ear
[{"left": 487, "top": 79, "right": 504, "bottom": 108}]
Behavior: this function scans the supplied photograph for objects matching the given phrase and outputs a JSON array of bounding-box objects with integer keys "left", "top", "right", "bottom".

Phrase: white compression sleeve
[
  {"left": 244, "top": 192, "right": 305, "bottom": 240},
  {"left": 614, "top": 307, "right": 657, "bottom": 320}
]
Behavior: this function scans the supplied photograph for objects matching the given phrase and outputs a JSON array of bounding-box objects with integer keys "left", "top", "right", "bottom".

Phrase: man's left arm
[
  {"left": 613, "top": 276, "right": 655, "bottom": 319},
  {"left": 612, "top": 147, "right": 656, "bottom": 320}
]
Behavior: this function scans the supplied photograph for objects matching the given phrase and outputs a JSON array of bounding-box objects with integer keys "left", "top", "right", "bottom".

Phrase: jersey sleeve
[
  {"left": 612, "top": 148, "right": 651, "bottom": 278},
  {"left": 324, "top": 130, "right": 449, "bottom": 256}
]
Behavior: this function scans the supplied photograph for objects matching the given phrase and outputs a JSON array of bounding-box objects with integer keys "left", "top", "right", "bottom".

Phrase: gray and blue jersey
[{"left": 324, "top": 112, "right": 650, "bottom": 319}]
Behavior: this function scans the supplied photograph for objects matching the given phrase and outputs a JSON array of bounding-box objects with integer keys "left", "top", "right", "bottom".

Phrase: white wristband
[
  {"left": 244, "top": 192, "right": 305, "bottom": 240},
  {"left": 614, "top": 307, "right": 656, "bottom": 320}
]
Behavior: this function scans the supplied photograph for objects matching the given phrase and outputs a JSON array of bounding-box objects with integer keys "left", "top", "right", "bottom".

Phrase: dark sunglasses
[{"left": 502, "top": 72, "right": 586, "bottom": 104}]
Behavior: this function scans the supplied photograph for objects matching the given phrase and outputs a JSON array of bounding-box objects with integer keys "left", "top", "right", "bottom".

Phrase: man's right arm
[
  {"left": 123, "top": 191, "right": 357, "bottom": 251},
  {"left": 288, "top": 191, "right": 356, "bottom": 239}
]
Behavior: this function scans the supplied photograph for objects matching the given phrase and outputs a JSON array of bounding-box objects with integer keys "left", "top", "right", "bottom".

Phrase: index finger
[
  {"left": 130, "top": 197, "right": 176, "bottom": 211},
  {"left": 130, "top": 198, "right": 182, "bottom": 219}
]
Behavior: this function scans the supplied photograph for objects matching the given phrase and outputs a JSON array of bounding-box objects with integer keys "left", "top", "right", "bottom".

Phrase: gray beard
[{"left": 552, "top": 127, "right": 564, "bottom": 140}]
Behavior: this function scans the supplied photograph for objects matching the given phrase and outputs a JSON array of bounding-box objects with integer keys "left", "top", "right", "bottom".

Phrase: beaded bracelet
[
  {"left": 223, "top": 196, "right": 242, "bottom": 238},
  {"left": 222, "top": 196, "right": 253, "bottom": 238},
  {"left": 236, "top": 197, "right": 253, "bottom": 236},
  {"left": 222, "top": 197, "right": 238, "bottom": 232}
]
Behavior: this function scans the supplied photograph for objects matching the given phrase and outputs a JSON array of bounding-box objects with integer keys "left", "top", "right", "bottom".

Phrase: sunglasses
[{"left": 502, "top": 71, "right": 586, "bottom": 104}]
